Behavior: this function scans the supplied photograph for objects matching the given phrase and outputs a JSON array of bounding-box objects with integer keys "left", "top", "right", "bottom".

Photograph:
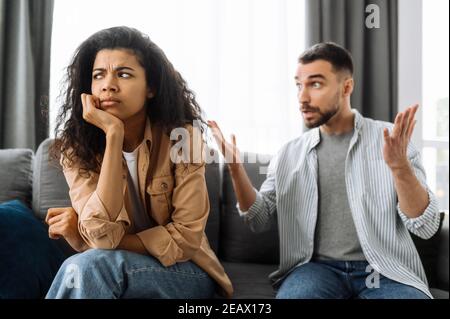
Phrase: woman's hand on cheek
[{"left": 81, "top": 93, "right": 124, "bottom": 135}]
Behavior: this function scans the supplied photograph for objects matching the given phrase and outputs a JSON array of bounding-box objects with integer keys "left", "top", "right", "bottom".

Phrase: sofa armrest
[{"left": 436, "top": 212, "right": 449, "bottom": 291}]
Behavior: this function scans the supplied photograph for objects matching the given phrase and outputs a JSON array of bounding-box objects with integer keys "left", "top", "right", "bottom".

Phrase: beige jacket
[{"left": 60, "top": 119, "right": 233, "bottom": 298}]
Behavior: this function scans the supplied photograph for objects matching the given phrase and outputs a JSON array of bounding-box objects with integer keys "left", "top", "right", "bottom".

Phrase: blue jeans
[
  {"left": 45, "top": 249, "right": 216, "bottom": 299},
  {"left": 276, "top": 259, "right": 430, "bottom": 299}
]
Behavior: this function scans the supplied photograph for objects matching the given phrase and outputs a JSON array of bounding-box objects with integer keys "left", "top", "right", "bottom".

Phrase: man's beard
[
  {"left": 302, "top": 95, "right": 340, "bottom": 129},
  {"left": 303, "top": 107, "right": 338, "bottom": 128}
]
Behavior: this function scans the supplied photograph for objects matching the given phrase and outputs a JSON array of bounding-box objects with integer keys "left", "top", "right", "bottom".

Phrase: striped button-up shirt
[{"left": 239, "top": 109, "right": 440, "bottom": 298}]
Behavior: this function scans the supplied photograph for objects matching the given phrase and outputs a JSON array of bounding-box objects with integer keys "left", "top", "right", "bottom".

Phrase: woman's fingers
[
  {"left": 47, "top": 214, "right": 64, "bottom": 226},
  {"left": 48, "top": 222, "right": 64, "bottom": 239},
  {"left": 45, "top": 207, "right": 65, "bottom": 224}
]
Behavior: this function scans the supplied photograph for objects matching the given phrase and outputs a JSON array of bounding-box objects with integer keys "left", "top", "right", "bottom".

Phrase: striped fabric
[{"left": 238, "top": 109, "right": 441, "bottom": 298}]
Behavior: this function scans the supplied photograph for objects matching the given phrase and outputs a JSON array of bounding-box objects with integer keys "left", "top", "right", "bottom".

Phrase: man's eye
[
  {"left": 295, "top": 83, "right": 302, "bottom": 90},
  {"left": 312, "top": 82, "right": 322, "bottom": 88}
]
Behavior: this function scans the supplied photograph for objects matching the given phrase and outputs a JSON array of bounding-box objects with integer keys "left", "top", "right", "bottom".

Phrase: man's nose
[{"left": 298, "top": 87, "right": 310, "bottom": 105}]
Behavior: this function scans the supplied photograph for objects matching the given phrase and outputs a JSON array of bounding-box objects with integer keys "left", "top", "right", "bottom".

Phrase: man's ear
[{"left": 343, "top": 77, "right": 354, "bottom": 97}]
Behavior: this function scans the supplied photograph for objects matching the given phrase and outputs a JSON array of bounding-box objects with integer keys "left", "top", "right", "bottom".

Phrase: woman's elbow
[{"left": 79, "top": 220, "right": 124, "bottom": 250}]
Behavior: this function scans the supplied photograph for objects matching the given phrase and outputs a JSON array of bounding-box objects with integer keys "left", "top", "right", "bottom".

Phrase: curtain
[
  {"left": 306, "top": 0, "right": 398, "bottom": 122},
  {"left": 0, "top": 0, "right": 54, "bottom": 150}
]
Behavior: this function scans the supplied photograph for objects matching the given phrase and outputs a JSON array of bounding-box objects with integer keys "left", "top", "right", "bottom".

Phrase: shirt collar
[{"left": 307, "top": 108, "right": 364, "bottom": 153}]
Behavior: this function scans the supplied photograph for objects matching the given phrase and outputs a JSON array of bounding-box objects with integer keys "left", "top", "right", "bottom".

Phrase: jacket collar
[{"left": 143, "top": 117, "right": 153, "bottom": 154}]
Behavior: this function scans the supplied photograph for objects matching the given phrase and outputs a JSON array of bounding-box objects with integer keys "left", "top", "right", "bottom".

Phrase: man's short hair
[{"left": 298, "top": 42, "right": 354, "bottom": 76}]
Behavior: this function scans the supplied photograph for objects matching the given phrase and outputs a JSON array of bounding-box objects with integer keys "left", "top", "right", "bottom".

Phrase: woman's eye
[
  {"left": 119, "top": 73, "right": 131, "bottom": 78},
  {"left": 92, "top": 73, "right": 102, "bottom": 80}
]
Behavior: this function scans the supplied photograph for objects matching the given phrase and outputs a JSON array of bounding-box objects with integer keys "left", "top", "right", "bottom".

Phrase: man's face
[{"left": 295, "top": 60, "right": 346, "bottom": 129}]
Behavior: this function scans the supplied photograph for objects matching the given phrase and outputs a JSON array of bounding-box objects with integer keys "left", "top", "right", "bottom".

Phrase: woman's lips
[{"left": 100, "top": 100, "right": 120, "bottom": 107}]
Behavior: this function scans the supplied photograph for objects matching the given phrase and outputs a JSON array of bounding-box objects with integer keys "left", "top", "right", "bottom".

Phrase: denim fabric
[
  {"left": 276, "top": 259, "right": 430, "bottom": 299},
  {"left": 0, "top": 200, "right": 65, "bottom": 298},
  {"left": 46, "top": 249, "right": 216, "bottom": 299}
]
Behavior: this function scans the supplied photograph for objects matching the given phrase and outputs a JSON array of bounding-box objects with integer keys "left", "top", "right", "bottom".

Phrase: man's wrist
[
  {"left": 228, "top": 162, "right": 243, "bottom": 176},
  {"left": 391, "top": 162, "right": 413, "bottom": 177}
]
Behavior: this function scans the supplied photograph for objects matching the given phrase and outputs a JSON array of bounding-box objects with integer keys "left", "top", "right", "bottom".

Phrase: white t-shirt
[{"left": 122, "top": 144, "right": 152, "bottom": 233}]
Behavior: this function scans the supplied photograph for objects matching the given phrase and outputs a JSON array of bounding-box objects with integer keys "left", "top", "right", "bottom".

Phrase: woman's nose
[{"left": 102, "top": 76, "right": 118, "bottom": 92}]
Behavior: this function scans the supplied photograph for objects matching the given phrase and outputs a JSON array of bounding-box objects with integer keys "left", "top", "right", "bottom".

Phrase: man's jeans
[
  {"left": 276, "top": 259, "right": 429, "bottom": 299},
  {"left": 45, "top": 249, "right": 216, "bottom": 299}
]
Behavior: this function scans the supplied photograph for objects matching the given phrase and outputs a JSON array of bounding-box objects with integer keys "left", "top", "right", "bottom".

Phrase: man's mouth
[{"left": 302, "top": 110, "right": 317, "bottom": 119}]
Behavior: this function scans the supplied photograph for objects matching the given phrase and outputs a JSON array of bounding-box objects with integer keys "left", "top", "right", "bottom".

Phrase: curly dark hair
[{"left": 50, "top": 26, "right": 205, "bottom": 175}]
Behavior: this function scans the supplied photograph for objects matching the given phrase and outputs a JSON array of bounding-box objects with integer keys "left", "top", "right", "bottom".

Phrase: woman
[{"left": 46, "top": 26, "right": 232, "bottom": 298}]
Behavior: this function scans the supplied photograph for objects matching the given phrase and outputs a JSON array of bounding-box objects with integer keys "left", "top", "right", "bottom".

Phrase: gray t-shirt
[{"left": 314, "top": 129, "right": 366, "bottom": 261}]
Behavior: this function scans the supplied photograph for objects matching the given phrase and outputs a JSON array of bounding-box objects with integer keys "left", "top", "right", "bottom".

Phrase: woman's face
[{"left": 91, "top": 49, "right": 152, "bottom": 121}]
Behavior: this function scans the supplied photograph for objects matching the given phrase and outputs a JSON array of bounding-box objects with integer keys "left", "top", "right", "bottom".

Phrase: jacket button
[{"left": 161, "top": 182, "right": 168, "bottom": 190}]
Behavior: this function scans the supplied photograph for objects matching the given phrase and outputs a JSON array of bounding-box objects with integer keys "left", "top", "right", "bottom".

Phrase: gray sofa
[{"left": 1, "top": 138, "right": 449, "bottom": 299}]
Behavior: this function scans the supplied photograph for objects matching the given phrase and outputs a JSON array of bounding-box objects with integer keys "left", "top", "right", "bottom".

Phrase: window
[
  {"left": 422, "top": 0, "right": 449, "bottom": 211},
  {"left": 49, "top": 0, "right": 306, "bottom": 155}
]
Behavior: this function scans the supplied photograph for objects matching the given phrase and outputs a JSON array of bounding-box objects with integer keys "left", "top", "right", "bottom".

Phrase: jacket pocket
[{"left": 147, "top": 175, "right": 175, "bottom": 224}]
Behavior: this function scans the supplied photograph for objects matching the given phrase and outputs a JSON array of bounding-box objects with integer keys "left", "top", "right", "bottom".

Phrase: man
[{"left": 208, "top": 42, "right": 440, "bottom": 299}]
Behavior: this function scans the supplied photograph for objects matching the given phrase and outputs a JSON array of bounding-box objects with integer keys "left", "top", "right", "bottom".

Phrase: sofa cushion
[
  {"left": 32, "top": 139, "right": 72, "bottom": 220},
  {"left": 436, "top": 212, "right": 448, "bottom": 291},
  {"left": 410, "top": 212, "right": 447, "bottom": 289},
  {"left": 0, "top": 148, "right": 33, "bottom": 207},
  {"left": 220, "top": 153, "right": 279, "bottom": 264},
  {"left": 221, "top": 261, "right": 277, "bottom": 299},
  {"left": 0, "top": 200, "right": 65, "bottom": 298},
  {"left": 430, "top": 288, "right": 449, "bottom": 299},
  {"left": 204, "top": 147, "right": 221, "bottom": 254}
]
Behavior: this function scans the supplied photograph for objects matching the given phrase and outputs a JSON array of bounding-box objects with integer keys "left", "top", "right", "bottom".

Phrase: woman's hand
[
  {"left": 81, "top": 93, "right": 124, "bottom": 135},
  {"left": 46, "top": 207, "right": 89, "bottom": 253}
]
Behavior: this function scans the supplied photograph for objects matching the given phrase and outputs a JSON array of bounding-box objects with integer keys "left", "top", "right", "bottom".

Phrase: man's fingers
[
  {"left": 392, "top": 112, "right": 402, "bottom": 138},
  {"left": 401, "top": 108, "right": 411, "bottom": 137},
  {"left": 383, "top": 128, "right": 390, "bottom": 144},
  {"left": 406, "top": 105, "right": 419, "bottom": 138},
  {"left": 407, "top": 120, "right": 417, "bottom": 141},
  {"left": 231, "top": 134, "right": 237, "bottom": 147},
  {"left": 208, "top": 120, "right": 231, "bottom": 154}
]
